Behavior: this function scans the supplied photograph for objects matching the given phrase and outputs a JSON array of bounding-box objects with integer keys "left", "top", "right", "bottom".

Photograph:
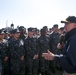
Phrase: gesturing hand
[{"left": 42, "top": 50, "right": 55, "bottom": 60}]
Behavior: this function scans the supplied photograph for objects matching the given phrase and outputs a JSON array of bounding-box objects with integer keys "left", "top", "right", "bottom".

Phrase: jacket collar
[{"left": 65, "top": 28, "right": 76, "bottom": 41}]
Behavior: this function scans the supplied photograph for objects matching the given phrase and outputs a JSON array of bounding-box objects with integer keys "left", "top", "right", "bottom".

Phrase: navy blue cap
[
  {"left": 61, "top": 16, "right": 76, "bottom": 23},
  {"left": 12, "top": 29, "right": 20, "bottom": 34},
  {"left": 60, "top": 27, "right": 64, "bottom": 30},
  {"left": 19, "top": 26, "right": 25, "bottom": 30},
  {"left": 33, "top": 28, "right": 37, "bottom": 32},
  {"left": 4, "top": 30, "right": 9, "bottom": 34},
  {"left": 49, "top": 28, "right": 52, "bottom": 30},
  {"left": 40, "top": 28, "right": 46, "bottom": 33},
  {"left": 43, "top": 26, "right": 47, "bottom": 29},
  {"left": 53, "top": 24, "right": 58, "bottom": 28},
  {"left": 28, "top": 27, "right": 34, "bottom": 32},
  {"left": 0, "top": 29, "right": 4, "bottom": 34}
]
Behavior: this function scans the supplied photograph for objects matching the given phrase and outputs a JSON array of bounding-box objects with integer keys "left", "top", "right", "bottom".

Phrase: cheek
[
  {"left": 31, "top": 32, "right": 33, "bottom": 35},
  {"left": 0, "top": 35, "right": 4, "bottom": 38},
  {"left": 18, "top": 33, "right": 20, "bottom": 36},
  {"left": 66, "top": 25, "right": 73, "bottom": 32},
  {"left": 17, "top": 34, "right": 20, "bottom": 37},
  {"left": 64, "top": 26, "right": 67, "bottom": 30},
  {"left": 64, "top": 26, "right": 68, "bottom": 32}
]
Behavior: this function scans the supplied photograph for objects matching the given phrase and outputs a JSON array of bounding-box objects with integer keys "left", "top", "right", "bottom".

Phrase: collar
[{"left": 65, "top": 28, "right": 76, "bottom": 41}]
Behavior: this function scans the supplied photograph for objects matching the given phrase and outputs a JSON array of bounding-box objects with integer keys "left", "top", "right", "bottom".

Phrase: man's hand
[
  {"left": 57, "top": 43, "right": 62, "bottom": 49},
  {"left": 33, "top": 54, "right": 38, "bottom": 59},
  {"left": 4, "top": 56, "right": 8, "bottom": 61},
  {"left": 20, "top": 56, "right": 24, "bottom": 61},
  {"left": 42, "top": 50, "right": 55, "bottom": 60}
]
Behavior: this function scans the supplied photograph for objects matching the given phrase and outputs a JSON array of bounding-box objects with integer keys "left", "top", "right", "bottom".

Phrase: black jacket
[{"left": 55, "top": 28, "right": 76, "bottom": 73}]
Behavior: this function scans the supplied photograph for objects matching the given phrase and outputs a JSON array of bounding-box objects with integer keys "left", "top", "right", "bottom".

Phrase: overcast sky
[{"left": 0, "top": 0, "right": 76, "bottom": 29}]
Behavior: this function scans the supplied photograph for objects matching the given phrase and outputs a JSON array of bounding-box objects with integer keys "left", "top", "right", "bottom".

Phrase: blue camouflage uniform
[{"left": 8, "top": 29, "right": 25, "bottom": 75}]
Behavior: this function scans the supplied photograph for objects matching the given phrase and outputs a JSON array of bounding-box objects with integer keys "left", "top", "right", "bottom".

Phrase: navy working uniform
[
  {"left": 38, "top": 29, "right": 51, "bottom": 75},
  {"left": 0, "top": 29, "right": 10, "bottom": 75},
  {"left": 24, "top": 28, "right": 39, "bottom": 75},
  {"left": 8, "top": 29, "right": 25, "bottom": 75}
]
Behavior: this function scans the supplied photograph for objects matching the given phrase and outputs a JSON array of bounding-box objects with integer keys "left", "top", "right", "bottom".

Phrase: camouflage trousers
[
  {"left": 2, "top": 61, "right": 10, "bottom": 75},
  {"left": 11, "top": 61, "right": 25, "bottom": 75},
  {"left": 26, "top": 59, "right": 39, "bottom": 75}
]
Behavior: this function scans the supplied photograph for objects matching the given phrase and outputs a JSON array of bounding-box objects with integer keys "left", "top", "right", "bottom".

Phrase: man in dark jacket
[{"left": 42, "top": 16, "right": 76, "bottom": 75}]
